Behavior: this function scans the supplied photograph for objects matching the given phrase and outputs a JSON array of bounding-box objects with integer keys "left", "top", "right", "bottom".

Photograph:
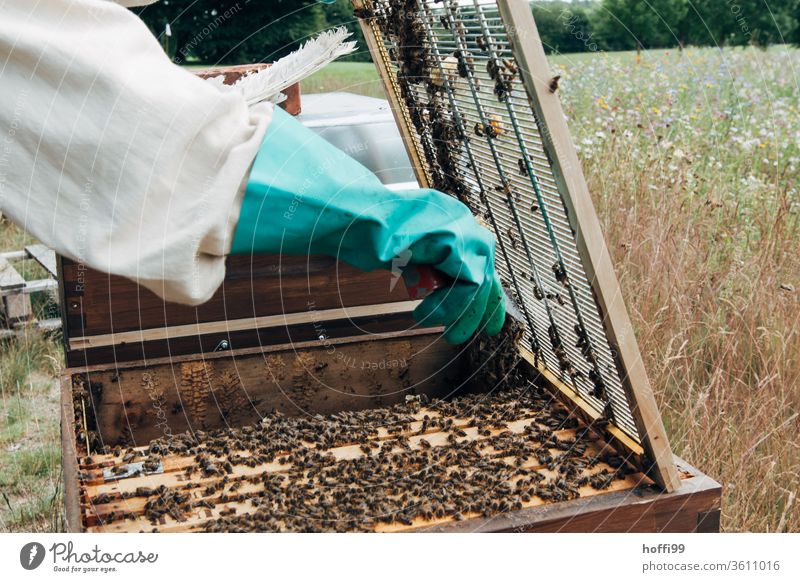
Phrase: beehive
[{"left": 60, "top": 11, "right": 721, "bottom": 532}]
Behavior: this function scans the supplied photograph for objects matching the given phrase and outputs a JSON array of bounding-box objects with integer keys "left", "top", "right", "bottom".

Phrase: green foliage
[
  {"left": 136, "top": 0, "right": 327, "bottom": 64},
  {"left": 136, "top": 0, "right": 371, "bottom": 65},
  {"left": 679, "top": 1, "right": 737, "bottom": 46},
  {"left": 532, "top": 1, "right": 599, "bottom": 54},
  {"left": 316, "top": 0, "right": 370, "bottom": 62},
  {"left": 794, "top": 1, "right": 800, "bottom": 45},
  {"left": 595, "top": 0, "right": 688, "bottom": 51},
  {"left": 680, "top": 0, "right": 798, "bottom": 48},
  {"left": 745, "top": 0, "right": 798, "bottom": 47}
]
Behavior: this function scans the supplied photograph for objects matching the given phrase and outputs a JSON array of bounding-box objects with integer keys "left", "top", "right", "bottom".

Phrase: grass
[
  {"left": 1, "top": 46, "right": 797, "bottom": 532},
  {"left": 0, "top": 373, "right": 63, "bottom": 532},
  {"left": 303, "top": 61, "right": 386, "bottom": 98},
  {"left": 556, "top": 46, "right": 799, "bottom": 533},
  {"left": 0, "top": 336, "right": 61, "bottom": 396},
  {"left": 0, "top": 220, "right": 64, "bottom": 532}
]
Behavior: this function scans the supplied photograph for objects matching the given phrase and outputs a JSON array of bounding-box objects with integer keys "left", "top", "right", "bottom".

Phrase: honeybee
[
  {"left": 486, "top": 113, "right": 505, "bottom": 138},
  {"left": 552, "top": 262, "right": 570, "bottom": 287},
  {"left": 455, "top": 50, "right": 474, "bottom": 79},
  {"left": 353, "top": 6, "right": 373, "bottom": 19},
  {"left": 589, "top": 370, "right": 607, "bottom": 400},
  {"left": 503, "top": 59, "right": 518, "bottom": 76},
  {"left": 506, "top": 227, "right": 518, "bottom": 250},
  {"left": 431, "top": 55, "right": 459, "bottom": 87},
  {"left": 486, "top": 58, "right": 499, "bottom": 80}
]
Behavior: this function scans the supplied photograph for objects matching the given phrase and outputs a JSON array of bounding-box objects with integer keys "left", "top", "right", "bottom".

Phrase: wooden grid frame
[{"left": 352, "top": 0, "right": 681, "bottom": 492}]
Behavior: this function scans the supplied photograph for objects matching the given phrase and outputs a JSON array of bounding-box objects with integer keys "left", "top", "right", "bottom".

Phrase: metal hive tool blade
[{"left": 352, "top": 0, "right": 680, "bottom": 491}]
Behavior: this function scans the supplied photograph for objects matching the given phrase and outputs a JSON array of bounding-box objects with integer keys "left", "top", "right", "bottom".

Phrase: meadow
[{"left": 1, "top": 46, "right": 797, "bottom": 532}]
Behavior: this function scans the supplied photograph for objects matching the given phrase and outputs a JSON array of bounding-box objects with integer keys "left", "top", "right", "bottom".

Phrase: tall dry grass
[
  {"left": 590, "top": 144, "right": 798, "bottom": 532},
  {"left": 561, "top": 47, "right": 799, "bottom": 532}
]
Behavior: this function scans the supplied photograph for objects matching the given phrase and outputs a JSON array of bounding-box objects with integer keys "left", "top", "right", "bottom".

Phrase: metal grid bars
[{"left": 356, "top": 0, "right": 644, "bottom": 443}]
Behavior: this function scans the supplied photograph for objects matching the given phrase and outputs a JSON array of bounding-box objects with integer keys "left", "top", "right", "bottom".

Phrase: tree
[
  {"left": 315, "top": 0, "right": 370, "bottom": 62},
  {"left": 532, "top": 1, "right": 599, "bottom": 55},
  {"left": 678, "top": 1, "right": 738, "bottom": 47},
  {"left": 596, "top": 0, "right": 688, "bottom": 52},
  {"left": 794, "top": 0, "right": 800, "bottom": 45},
  {"left": 679, "top": 0, "right": 799, "bottom": 48},
  {"left": 133, "top": 0, "right": 800, "bottom": 63},
  {"left": 745, "top": 0, "right": 798, "bottom": 47},
  {"left": 136, "top": 0, "right": 327, "bottom": 65}
]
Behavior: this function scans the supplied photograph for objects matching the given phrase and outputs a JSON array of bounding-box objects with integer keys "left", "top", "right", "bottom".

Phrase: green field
[
  {"left": 1, "top": 46, "right": 798, "bottom": 532},
  {"left": 303, "top": 61, "right": 387, "bottom": 98}
]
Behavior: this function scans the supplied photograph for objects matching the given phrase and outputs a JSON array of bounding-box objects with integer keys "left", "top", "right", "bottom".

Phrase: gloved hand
[{"left": 230, "top": 107, "right": 505, "bottom": 343}]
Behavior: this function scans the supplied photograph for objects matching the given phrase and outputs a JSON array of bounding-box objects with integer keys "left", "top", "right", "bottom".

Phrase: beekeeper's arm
[
  {"left": 0, "top": 0, "right": 504, "bottom": 343},
  {"left": 0, "top": 0, "right": 270, "bottom": 305}
]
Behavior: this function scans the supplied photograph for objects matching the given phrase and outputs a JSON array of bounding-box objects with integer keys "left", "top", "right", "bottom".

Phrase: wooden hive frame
[{"left": 351, "top": 0, "right": 681, "bottom": 491}]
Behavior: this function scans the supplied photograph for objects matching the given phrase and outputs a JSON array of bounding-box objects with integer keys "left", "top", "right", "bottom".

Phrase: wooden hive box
[
  {"left": 58, "top": 250, "right": 721, "bottom": 533},
  {"left": 59, "top": 305, "right": 720, "bottom": 533},
  {"left": 59, "top": 53, "right": 721, "bottom": 532}
]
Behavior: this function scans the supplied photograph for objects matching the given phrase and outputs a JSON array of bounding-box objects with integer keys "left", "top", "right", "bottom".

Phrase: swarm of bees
[
  {"left": 548, "top": 323, "right": 580, "bottom": 381},
  {"left": 486, "top": 57, "right": 518, "bottom": 102},
  {"left": 351, "top": 0, "right": 624, "bottom": 475},
  {"left": 552, "top": 261, "right": 570, "bottom": 289},
  {"left": 474, "top": 113, "right": 505, "bottom": 139},
  {"left": 464, "top": 313, "right": 525, "bottom": 393},
  {"left": 455, "top": 49, "right": 475, "bottom": 81},
  {"left": 79, "top": 377, "right": 640, "bottom": 532},
  {"left": 365, "top": 0, "right": 527, "bottom": 217}
]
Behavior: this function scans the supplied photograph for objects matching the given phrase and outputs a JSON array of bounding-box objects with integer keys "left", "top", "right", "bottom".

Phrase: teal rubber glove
[{"left": 230, "top": 107, "right": 505, "bottom": 343}]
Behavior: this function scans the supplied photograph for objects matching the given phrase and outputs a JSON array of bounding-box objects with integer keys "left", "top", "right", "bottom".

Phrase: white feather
[{"left": 204, "top": 27, "right": 357, "bottom": 106}]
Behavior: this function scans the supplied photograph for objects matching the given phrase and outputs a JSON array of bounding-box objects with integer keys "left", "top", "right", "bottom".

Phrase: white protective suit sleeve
[{"left": 0, "top": 0, "right": 273, "bottom": 305}]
